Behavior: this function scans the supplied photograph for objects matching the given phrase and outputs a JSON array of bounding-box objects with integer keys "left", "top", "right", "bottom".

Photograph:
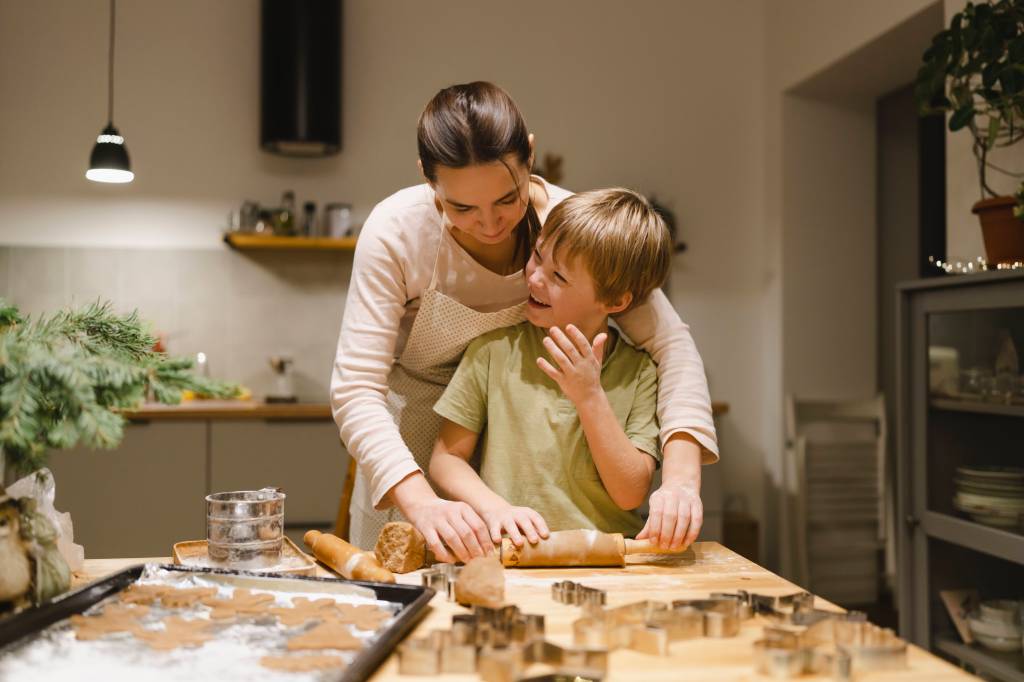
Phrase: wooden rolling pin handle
[
  {"left": 304, "top": 530, "right": 396, "bottom": 583},
  {"left": 623, "top": 538, "right": 691, "bottom": 555}
]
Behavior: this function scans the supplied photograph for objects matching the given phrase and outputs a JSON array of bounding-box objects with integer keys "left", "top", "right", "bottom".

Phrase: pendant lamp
[{"left": 86, "top": 0, "right": 133, "bottom": 183}]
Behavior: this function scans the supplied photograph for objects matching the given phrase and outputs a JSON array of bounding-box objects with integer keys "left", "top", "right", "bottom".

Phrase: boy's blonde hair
[{"left": 540, "top": 188, "right": 671, "bottom": 311}]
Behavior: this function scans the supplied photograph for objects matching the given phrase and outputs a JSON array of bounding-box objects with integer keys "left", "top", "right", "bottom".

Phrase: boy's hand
[
  {"left": 636, "top": 482, "right": 703, "bottom": 551},
  {"left": 538, "top": 325, "right": 607, "bottom": 405},
  {"left": 480, "top": 504, "right": 550, "bottom": 547}
]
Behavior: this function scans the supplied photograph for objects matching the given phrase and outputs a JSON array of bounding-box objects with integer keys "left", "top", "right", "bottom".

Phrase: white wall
[{"left": 762, "top": 0, "right": 939, "bottom": 574}]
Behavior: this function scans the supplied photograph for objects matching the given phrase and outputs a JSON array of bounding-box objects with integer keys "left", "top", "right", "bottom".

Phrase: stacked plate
[
  {"left": 953, "top": 466, "right": 1024, "bottom": 529},
  {"left": 968, "top": 600, "right": 1023, "bottom": 653}
]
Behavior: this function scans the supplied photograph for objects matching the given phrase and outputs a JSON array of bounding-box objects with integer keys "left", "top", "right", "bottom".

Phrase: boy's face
[{"left": 524, "top": 237, "right": 617, "bottom": 335}]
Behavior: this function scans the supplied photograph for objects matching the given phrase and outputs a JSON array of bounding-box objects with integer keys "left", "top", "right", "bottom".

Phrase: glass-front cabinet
[{"left": 898, "top": 270, "right": 1024, "bottom": 682}]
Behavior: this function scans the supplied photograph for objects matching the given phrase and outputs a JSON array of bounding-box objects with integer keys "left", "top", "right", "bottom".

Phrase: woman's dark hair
[{"left": 417, "top": 81, "right": 540, "bottom": 265}]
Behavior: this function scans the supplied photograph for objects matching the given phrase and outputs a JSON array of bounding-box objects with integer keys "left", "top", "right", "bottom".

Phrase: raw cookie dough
[
  {"left": 374, "top": 522, "right": 427, "bottom": 573},
  {"left": 287, "top": 621, "right": 364, "bottom": 651},
  {"left": 260, "top": 655, "right": 346, "bottom": 672},
  {"left": 160, "top": 587, "right": 219, "bottom": 608},
  {"left": 454, "top": 555, "right": 504, "bottom": 608},
  {"left": 270, "top": 597, "right": 339, "bottom": 626},
  {"left": 201, "top": 589, "right": 276, "bottom": 619},
  {"left": 70, "top": 604, "right": 149, "bottom": 640},
  {"left": 136, "top": 617, "right": 214, "bottom": 650},
  {"left": 331, "top": 603, "right": 390, "bottom": 631},
  {"left": 119, "top": 584, "right": 170, "bottom": 606}
]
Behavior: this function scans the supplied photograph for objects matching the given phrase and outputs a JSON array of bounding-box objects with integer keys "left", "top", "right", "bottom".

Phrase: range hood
[{"left": 260, "top": 0, "right": 342, "bottom": 156}]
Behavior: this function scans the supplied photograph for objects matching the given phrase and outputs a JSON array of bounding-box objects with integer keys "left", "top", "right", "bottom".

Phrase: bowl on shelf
[
  {"left": 968, "top": 616, "right": 1023, "bottom": 652},
  {"left": 979, "top": 600, "right": 1022, "bottom": 626}
]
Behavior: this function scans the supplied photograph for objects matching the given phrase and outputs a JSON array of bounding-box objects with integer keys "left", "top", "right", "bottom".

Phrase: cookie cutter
[
  {"left": 398, "top": 629, "right": 476, "bottom": 675},
  {"left": 572, "top": 597, "right": 747, "bottom": 655},
  {"left": 477, "top": 639, "right": 608, "bottom": 682},
  {"left": 551, "top": 580, "right": 606, "bottom": 607},
  {"left": 671, "top": 598, "right": 746, "bottom": 637},
  {"left": 398, "top": 604, "right": 547, "bottom": 677},
  {"left": 420, "top": 562, "right": 461, "bottom": 601},
  {"left": 753, "top": 609, "right": 905, "bottom": 679}
]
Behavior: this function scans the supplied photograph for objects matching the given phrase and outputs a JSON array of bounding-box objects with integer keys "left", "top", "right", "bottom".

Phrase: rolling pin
[
  {"left": 500, "top": 529, "right": 689, "bottom": 567},
  {"left": 303, "top": 530, "right": 395, "bottom": 583}
]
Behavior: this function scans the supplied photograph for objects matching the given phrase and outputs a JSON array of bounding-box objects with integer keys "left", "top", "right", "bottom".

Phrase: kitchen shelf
[
  {"left": 223, "top": 233, "right": 358, "bottom": 251},
  {"left": 921, "top": 511, "right": 1024, "bottom": 565},
  {"left": 930, "top": 399, "right": 1024, "bottom": 419},
  {"left": 934, "top": 635, "right": 1024, "bottom": 682},
  {"left": 897, "top": 271, "right": 1024, "bottom": 681}
]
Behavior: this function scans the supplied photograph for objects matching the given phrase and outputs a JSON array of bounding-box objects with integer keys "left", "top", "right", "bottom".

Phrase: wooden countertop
[
  {"left": 123, "top": 401, "right": 730, "bottom": 421},
  {"left": 123, "top": 401, "right": 333, "bottom": 421},
  {"left": 76, "top": 542, "right": 967, "bottom": 681}
]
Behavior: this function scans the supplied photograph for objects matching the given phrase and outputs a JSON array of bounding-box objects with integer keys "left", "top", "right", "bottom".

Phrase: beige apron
[{"left": 348, "top": 226, "right": 528, "bottom": 549}]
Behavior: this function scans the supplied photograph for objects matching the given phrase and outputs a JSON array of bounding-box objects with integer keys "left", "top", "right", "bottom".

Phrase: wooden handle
[
  {"left": 623, "top": 538, "right": 693, "bottom": 556},
  {"left": 303, "top": 530, "right": 395, "bottom": 583}
]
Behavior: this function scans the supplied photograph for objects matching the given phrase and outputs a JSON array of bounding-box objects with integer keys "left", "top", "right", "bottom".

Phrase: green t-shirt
[{"left": 433, "top": 322, "right": 660, "bottom": 536}]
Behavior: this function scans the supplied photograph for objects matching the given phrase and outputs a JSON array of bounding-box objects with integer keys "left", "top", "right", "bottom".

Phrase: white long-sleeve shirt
[{"left": 331, "top": 178, "right": 718, "bottom": 510}]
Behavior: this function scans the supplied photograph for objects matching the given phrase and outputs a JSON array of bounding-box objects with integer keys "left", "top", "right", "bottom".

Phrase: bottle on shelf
[{"left": 275, "top": 190, "right": 296, "bottom": 236}]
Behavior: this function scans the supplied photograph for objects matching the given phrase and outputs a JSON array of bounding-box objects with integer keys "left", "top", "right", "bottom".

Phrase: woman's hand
[
  {"left": 403, "top": 496, "right": 493, "bottom": 564},
  {"left": 538, "top": 325, "right": 607, "bottom": 405},
  {"left": 479, "top": 504, "right": 550, "bottom": 547},
  {"left": 635, "top": 482, "right": 703, "bottom": 551}
]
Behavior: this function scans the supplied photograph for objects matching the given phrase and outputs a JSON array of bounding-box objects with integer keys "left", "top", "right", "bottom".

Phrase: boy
[{"left": 429, "top": 188, "right": 671, "bottom": 547}]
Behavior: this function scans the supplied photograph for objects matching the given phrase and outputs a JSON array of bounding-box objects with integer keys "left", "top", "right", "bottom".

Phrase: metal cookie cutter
[
  {"left": 551, "top": 580, "right": 606, "bottom": 607},
  {"left": 573, "top": 600, "right": 706, "bottom": 655},
  {"left": 477, "top": 639, "right": 608, "bottom": 682},
  {"left": 753, "top": 611, "right": 906, "bottom": 680},
  {"left": 397, "top": 604, "right": 547, "bottom": 677},
  {"left": 398, "top": 629, "right": 477, "bottom": 675},
  {"left": 671, "top": 597, "right": 747, "bottom": 638},
  {"left": 455, "top": 605, "right": 546, "bottom": 648},
  {"left": 420, "top": 562, "right": 461, "bottom": 601}
]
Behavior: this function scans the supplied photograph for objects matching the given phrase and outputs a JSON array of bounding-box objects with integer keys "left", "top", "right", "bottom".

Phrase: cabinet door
[
  {"left": 210, "top": 422, "right": 348, "bottom": 541},
  {"left": 47, "top": 422, "right": 207, "bottom": 559}
]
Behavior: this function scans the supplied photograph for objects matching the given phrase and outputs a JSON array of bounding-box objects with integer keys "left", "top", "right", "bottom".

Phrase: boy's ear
[{"left": 605, "top": 292, "right": 633, "bottom": 315}]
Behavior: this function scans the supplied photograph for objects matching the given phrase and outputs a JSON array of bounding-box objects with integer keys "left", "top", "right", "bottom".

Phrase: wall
[{"left": 762, "top": 0, "right": 940, "bottom": 574}]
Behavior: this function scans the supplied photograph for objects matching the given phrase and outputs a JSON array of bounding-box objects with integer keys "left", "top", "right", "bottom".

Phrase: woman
[{"left": 331, "top": 82, "right": 717, "bottom": 561}]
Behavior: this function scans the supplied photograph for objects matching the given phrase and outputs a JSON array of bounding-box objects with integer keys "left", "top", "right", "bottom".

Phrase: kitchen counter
[
  {"left": 123, "top": 400, "right": 731, "bottom": 421},
  {"left": 122, "top": 401, "right": 333, "bottom": 421},
  {"left": 76, "top": 542, "right": 968, "bottom": 681}
]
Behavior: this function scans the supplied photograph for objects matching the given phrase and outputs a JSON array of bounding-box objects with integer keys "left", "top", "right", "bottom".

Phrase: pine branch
[{"left": 0, "top": 298, "right": 239, "bottom": 476}]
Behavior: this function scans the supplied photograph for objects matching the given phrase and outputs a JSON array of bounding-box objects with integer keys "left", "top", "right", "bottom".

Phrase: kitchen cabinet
[
  {"left": 46, "top": 408, "right": 348, "bottom": 559},
  {"left": 897, "top": 270, "right": 1024, "bottom": 681},
  {"left": 209, "top": 421, "right": 348, "bottom": 547},
  {"left": 48, "top": 422, "right": 208, "bottom": 559}
]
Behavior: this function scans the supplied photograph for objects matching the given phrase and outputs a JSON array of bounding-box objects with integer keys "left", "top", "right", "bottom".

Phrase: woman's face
[{"left": 430, "top": 154, "right": 531, "bottom": 246}]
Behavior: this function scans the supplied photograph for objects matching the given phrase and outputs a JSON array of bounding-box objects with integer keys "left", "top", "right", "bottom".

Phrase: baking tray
[
  {"left": 0, "top": 563, "right": 434, "bottom": 682},
  {"left": 173, "top": 537, "right": 317, "bottom": 576}
]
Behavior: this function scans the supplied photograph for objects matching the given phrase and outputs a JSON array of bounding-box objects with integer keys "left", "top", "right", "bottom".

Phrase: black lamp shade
[{"left": 86, "top": 123, "right": 133, "bottom": 183}]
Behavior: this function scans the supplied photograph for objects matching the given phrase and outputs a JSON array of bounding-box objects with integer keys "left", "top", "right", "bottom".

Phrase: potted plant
[
  {"left": 915, "top": 0, "right": 1024, "bottom": 264},
  {"left": 0, "top": 298, "right": 237, "bottom": 612}
]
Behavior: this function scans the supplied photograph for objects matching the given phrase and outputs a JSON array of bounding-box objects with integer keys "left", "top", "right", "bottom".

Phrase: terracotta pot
[{"left": 972, "top": 196, "right": 1024, "bottom": 264}]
